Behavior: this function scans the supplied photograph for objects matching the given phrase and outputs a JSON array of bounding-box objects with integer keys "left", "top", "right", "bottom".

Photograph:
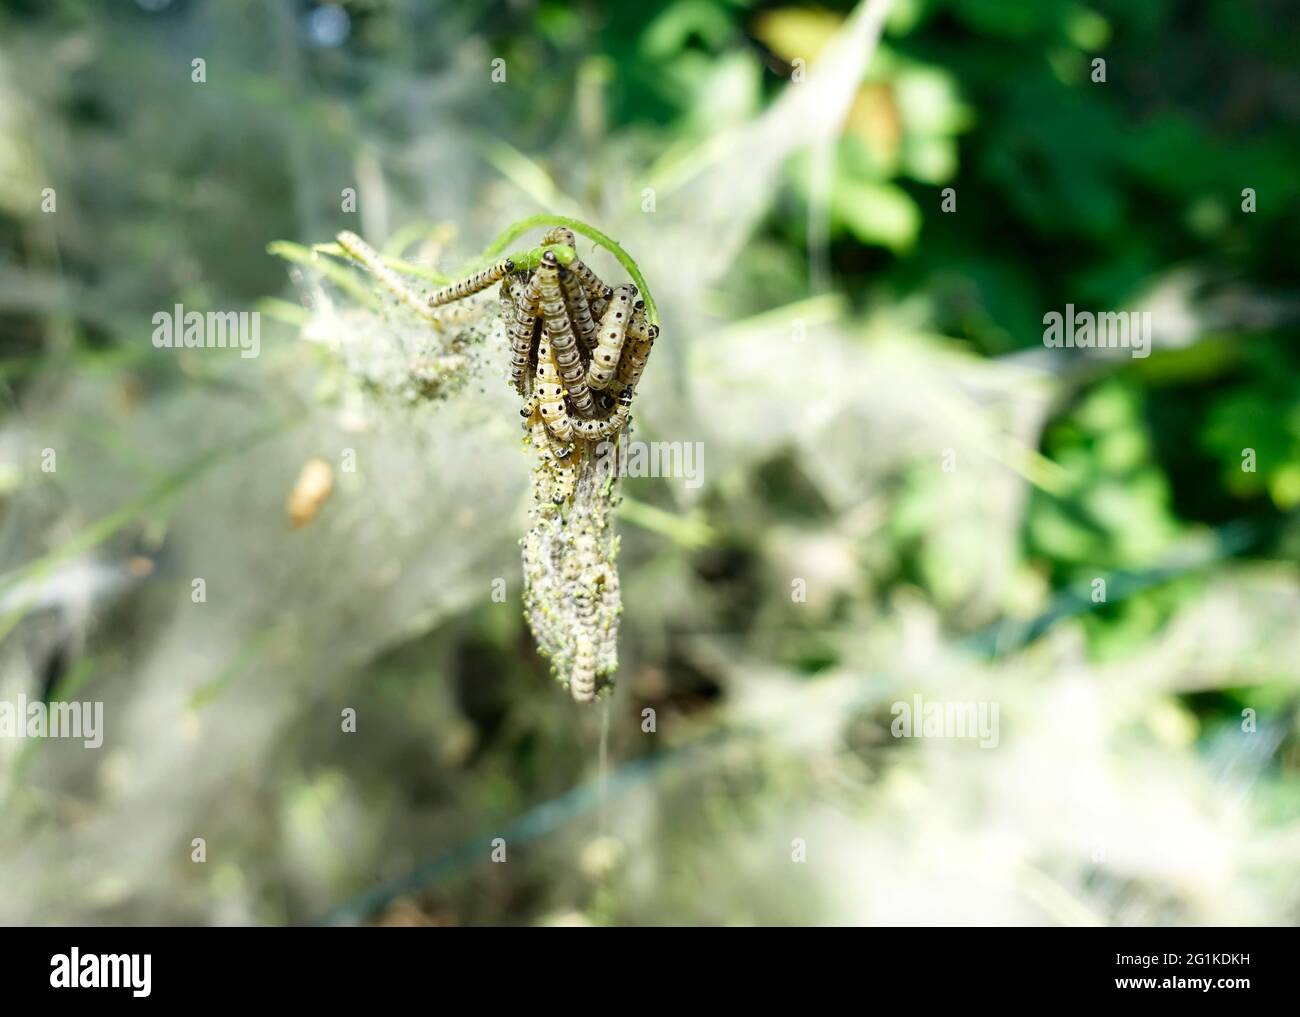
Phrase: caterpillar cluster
[
  {"left": 499, "top": 227, "right": 658, "bottom": 509},
  {"left": 333, "top": 225, "right": 658, "bottom": 703},
  {"left": 505, "top": 229, "right": 659, "bottom": 701}
]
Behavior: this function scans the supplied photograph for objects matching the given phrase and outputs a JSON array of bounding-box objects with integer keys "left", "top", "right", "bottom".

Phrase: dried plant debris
[
  {"left": 313, "top": 223, "right": 660, "bottom": 701},
  {"left": 298, "top": 231, "right": 493, "bottom": 409}
]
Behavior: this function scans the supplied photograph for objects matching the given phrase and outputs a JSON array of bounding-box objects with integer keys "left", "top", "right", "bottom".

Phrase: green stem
[
  {"left": 501, "top": 242, "right": 575, "bottom": 273},
  {"left": 473, "top": 214, "right": 661, "bottom": 326}
]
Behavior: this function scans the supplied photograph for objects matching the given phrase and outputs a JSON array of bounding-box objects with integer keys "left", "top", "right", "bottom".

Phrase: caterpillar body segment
[
  {"left": 539, "top": 227, "right": 608, "bottom": 324},
  {"left": 427, "top": 256, "right": 515, "bottom": 308},
  {"left": 586, "top": 284, "right": 638, "bottom": 391}
]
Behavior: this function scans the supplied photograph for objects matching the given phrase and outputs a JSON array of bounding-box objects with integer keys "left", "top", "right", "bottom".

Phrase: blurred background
[{"left": 0, "top": 0, "right": 1297, "bottom": 926}]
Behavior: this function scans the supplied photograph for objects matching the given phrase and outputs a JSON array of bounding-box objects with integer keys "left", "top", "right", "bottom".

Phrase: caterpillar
[
  {"left": 499, "top": 280, "right": 517, "bottom": 337},
  {"left": 519, "top": 390, "right": 540, "bottom": 430},
  {"left": 536, "top": 422, "right": 576, "bottom": 504},
  {"left": 570, "top": 386, "right": 631, "bottom": 439},
  {"left": 589, "top": 287, "right": 612, "bottom": 324},
  {"left": 570, "top": 633, "right": 597, "bottom": 702},
  {"left": 616, "top": 307, "right": 658, "bottom": 396},
  {"left": 507, "top": 273, "right": 542, "bottom": 395},
  {"left": 541, "top": 226, "right": 576, "bottom": 249},
  {"left": 536, "top": 252, "right": 598, "bottom": 418},
  {"left": 626, "top": 305, "right": 658, "bottom": 343},
  {"left": 523, "top": 396, "right": 576, "bottom": 504},
  {"left": 534, "top": 326, "right": 573, "bottom": 443},
  {"left": 427, "top": 256, "right": 515, "bottom": 308},
  {"left": 586, "top": 285, "right": 638, "bottom": 391},
  {"left": 559, "top": 264, "right": 599, "bottom": 353},
  {"left": 568, "top": 258, "right": 611, "bottom": 304},
  {"left": 539, "top": 226, "right": 611, "bottom": 305}
]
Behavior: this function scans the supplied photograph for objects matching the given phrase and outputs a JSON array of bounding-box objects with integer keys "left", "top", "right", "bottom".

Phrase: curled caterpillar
[
  {"left": 541, "top": 226, "right": 576, "bottom": 249},
  {"left": 570, "top": 386, "right": 631, "bottom": 440}
]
